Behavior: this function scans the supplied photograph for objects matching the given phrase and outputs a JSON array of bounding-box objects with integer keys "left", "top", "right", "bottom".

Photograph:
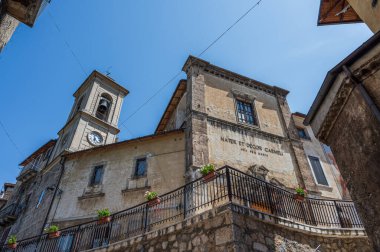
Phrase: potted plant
[
  {"left": 294, "top": 187, "right": 307, "bottom": 202},
  {"left": 45, "top": 225, "right": 61, "bottom": 239},
  {"left": 7, "top": 235, "right": 17, "bottom": 249},
  {"left": 144, "top": 191, "right": 160, "bottom": 207},
  {"left": 200, "top": 164, "right": 216, "bottom": 182},
  {"left": 97, "top": 208, "right": 111, "bottom": 224}
]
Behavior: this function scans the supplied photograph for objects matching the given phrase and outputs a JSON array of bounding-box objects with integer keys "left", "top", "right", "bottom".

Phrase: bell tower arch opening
[
  {"left": 96, "top": 93, "right": 113, "bottom": 122},
  {"left": 50, "top": 71, "right": 129, "bottom": 159}
]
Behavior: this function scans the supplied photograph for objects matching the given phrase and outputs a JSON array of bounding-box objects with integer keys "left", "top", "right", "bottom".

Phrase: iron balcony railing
[
  {"left": 0, "top": 166, "right": 364, "bottom": 252},
  {"left": 0, "top": 204, "right": 20, "bottom": 226}
]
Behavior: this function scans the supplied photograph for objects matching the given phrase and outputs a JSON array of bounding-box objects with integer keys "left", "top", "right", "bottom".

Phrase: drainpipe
[
  {"left": 39, "top": 156, "right": 66, "bottom": 235},
  {"left": 342, "top": 65, "right": 380, "bottom": 122}
]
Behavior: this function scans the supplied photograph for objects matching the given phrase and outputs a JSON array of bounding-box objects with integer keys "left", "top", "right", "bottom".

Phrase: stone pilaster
[
  {"left": 183, "top": 58, "right": 210, "bottom": 178},
  {"left": 274, "top": 88, "right": 319, "bottom": 193}
]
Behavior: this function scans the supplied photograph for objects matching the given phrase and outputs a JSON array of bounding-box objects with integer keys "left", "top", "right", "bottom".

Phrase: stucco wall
[
  {"left": 204, "top": 73, "right": 284, "bottom": 137},
  {"left": 292, "top": 115, "right": 342, "bottom": 199},
  {"left": 207, "top": 120, "right": 298, "bottom": 188},
  {"left": 347, "top": 0, "right": 380, "bottom": 33},
  {"left": 49, "top": 131, "right": 185, "bottom": 227}
]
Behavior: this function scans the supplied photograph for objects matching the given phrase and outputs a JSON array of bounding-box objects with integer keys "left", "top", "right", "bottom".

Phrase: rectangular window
[
  {"left": 308, "top": 156, "right": 328, "bottom": 186},
  {"left": 236, "top": 100, "right": 256, "bottom": 125},
  {"left": 90, "top": 165, "right": 104, "bottom": 186},
  {"left": 297, "top": 128, "right": 309, "bottom": 140},
  {"left": 134, "top": 158, "right": 147, "bottom": 177},
  {"left": 36, "top": 190, "right": 45, "bottom": 208},
  {"left": 58, "top": 234, "right": 74, "bottom": 252}
]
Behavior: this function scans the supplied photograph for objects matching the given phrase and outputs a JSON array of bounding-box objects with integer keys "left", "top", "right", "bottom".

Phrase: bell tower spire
[{"left": 51, "top": 71, "right": 129, "bottom": 159}]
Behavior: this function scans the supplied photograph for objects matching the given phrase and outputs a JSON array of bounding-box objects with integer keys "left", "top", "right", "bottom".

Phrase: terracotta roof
[
  {"left": 19, "top": 140, "right": 56, "bottom": 166},
  {"left": 155, "top": 80, "right": 187, "bottom": 133},
  {"left": 292, "top": 112, "right": 307, "bottom": 118},
  {"left": 318, "top": 0, "right": 362, "bottom": 26},
  {"left": 64, "top": 129, "right": 184, "bottom": 159}
]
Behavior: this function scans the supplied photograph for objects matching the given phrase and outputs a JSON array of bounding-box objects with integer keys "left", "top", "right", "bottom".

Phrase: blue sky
[{"left": 0, "top": 0, "right": 372, "bottom": 187}]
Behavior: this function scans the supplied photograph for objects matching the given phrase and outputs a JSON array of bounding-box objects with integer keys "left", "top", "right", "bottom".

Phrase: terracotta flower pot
[
  {"left": 147, "top": 197, "right": 161, "bottom": 207},
  {"left": 251, "top": 203, "right": 271, "bottom": 214},
  {"left": 48, "top": 231, "right": 61, "bottom": 239},
  {"left": 202, "top": 171, "right": 216, "bottom": 182},
  {"left": 7, "top": 243, "right": 17, "bottom": 249},
  {"left": 98, "top": 216, "right": 111, "bottom": 224},
  {"left": 294, "top": 194, "right": 305, "bottom": 202}
]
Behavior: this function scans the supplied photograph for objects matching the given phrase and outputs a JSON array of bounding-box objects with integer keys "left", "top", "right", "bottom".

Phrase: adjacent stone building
[
  {"left": 305, "top": 32, "right": 380, "bottom": 250},
  {"left": 305, "top": 1, "right": 380, "bottom": 250},
  {"left": 0, "top": 57, "right": 368, "bottom": 251},
  {"left": 0, "top": 0, "right": 49, "bottom": 52}
]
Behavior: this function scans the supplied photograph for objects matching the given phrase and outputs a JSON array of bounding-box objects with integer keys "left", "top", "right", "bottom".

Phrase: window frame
[
  {"left": 133, "top": 158, "right": 148, "bottom": 178},
  {"left": 234, "top": 98, "right": 259, "bottom": 127},
  {"left": 297, "top": 127, "right": 310, "bottom": 140},
  {"left": 36, "top": 190, "right": 46, "bottom": 208},
  {"left": 308, "top": 156, "right": 329, "bottom": 186},
  {"left": 89, "top": 165, "right": 105, "bottom": 186}
]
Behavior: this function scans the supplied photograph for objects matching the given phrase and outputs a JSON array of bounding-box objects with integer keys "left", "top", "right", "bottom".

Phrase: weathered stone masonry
[{"left": 87, "top": 204, "right": 371, "bottom": 252}]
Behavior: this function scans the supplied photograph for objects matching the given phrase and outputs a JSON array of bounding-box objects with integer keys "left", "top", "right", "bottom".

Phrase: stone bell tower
[{"left": 51, "top": 71, "right": 129, "bottom": 159}]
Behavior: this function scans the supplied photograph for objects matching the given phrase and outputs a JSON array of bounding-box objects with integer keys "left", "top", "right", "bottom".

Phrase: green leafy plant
[
  {"left": 45, "top": 225, "right": 59, "bottom": 233},
  {"left": 97, "top": 208, "right": 111, "bottom": 218},
  {"left": 295, "top": 187, "right": 307, "bottom": 197},
  {"left": 7, "top": 235, "right": 17, "bottom": 245},
  {"left": 199, "top": 164, "right": 215, "bottom": 176},
  {"left": 144, "top": 191, "right": 158, "bottom": 201}
]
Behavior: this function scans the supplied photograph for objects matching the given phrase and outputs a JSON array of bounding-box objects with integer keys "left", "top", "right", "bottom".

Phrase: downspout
[
  {"left": 342, "top": 65, "right": 380, "bottom": 122},
  {"left": 39, "top": 156, "right": 66, "bottom": 235}
]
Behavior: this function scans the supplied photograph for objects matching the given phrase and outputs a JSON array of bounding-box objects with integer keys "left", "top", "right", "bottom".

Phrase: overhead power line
[
  {"left": 47, "top": 11, "right": 88, "bottom": 76},
  {"left": 0, "top": 120, "right": 24, "bottom": 157},
  {"left": 120, "top": 0, "right": 263, "bottom": 127}
]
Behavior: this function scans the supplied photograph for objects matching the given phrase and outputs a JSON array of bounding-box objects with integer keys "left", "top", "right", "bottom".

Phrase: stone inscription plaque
[{"left": 220, "top": 136, "right": 283, "bottom": 157}]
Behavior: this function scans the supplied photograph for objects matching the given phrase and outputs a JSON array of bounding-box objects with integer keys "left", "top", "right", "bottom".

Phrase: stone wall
[
  {"left": 0, "top": 13, "right": 19, "bottom": 52},
  {"left": 48, "top": 131, "right": 185, "bottom": 228},
  {"left": 6, "top": 160, "right": 63, "bottom": 240},
  {"left": 86, "top": 204, "right": 371, "bottom": 252},
  {"left": 326, "top": 86, "right": 380, "bottom": 251}
]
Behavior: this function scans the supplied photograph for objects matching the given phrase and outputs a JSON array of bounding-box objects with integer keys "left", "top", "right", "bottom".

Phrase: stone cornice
[
  {"left": 58, "top": 110, "right": 120, "bottom": 135},
  {"left": 317, "top": 77, "right": 355, "bottom": 142},
  {"left": 205, "top": 114, "right": 287, "bottom": 144},
  {"left": 73, "top": 70, "right": 129, "bottom": 98},
  {"left": 182, "top": 56, "right": 289, "bottom": 98},
  {"left": 317, "top": 54, "right": 380, "bottom": 142}
]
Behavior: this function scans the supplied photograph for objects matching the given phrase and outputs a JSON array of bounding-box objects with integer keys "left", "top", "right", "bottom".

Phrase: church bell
[{"left": 98, "top": 98, "right": 110, "bottom": 113}]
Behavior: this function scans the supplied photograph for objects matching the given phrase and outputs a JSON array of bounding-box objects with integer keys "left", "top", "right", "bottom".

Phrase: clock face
[{"left": 88, "top": 131, "right": 103, "bottom": 145}]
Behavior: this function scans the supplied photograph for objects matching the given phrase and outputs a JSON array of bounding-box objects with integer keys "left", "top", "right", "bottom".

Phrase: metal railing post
[
  {"left": 334, "top": 201, "right": 344, "bottom": 228},
  {"left": 71, "top": 224, "right": 82, "bottom": 252},
  {"left": 183, "top": 186, "right": 187, "bottom": 219},
  {"left": 143, "top": 204, "right": 149, "bottom": 232},
  {"left": 226, "top": 167, "right": 233, "bottom": 202},
  {"left": 265, "top": 183, "right": 274, "bottom": 214}
]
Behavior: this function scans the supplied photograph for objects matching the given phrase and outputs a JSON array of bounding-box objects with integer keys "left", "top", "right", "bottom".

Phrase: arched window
[
  {"left": 76, "top": 96, "right": 84, "bottom": 113},
  {"left": 95, "top": 93, "right": 112, "bottom": 121}
]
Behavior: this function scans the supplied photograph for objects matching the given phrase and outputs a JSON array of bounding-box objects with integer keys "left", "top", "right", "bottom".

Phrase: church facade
[{"left": 0, "top": 56, "right": 350, "bottom": 245}]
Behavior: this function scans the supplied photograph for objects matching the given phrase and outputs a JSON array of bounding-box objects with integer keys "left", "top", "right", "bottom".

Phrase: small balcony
[
  {"left": 16, "top": 163, "right": 39, "bottom": 183},
  {"left": 0, "top": 203, "right": 20, "bottom": 226}
]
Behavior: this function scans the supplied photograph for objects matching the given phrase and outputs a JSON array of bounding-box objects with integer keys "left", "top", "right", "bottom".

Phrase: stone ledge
[
  {"left": 78, "top": 192, "right": 105, "bottom": 200},
  {"left": 83, "top": 203, "right": 368, "bottom": 252},
  {"left": 230, "top": 203, "right": 367, "bottom": 237},
  {"left": 121, "top": 186, "right": 151, "bottom": 194}
]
